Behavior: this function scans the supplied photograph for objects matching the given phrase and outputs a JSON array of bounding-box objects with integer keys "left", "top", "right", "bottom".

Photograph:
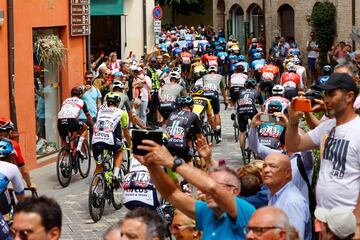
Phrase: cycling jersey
[
  {"left": 165, "top": 111, "right": 202, "bottom": 161},
  {"left": 160, "top": 83, "right": 183, "bottom": 102},
  {"left": 230, "top": 73, "right": 247, "bottom": 87},
  {"left": 206, "top": 55, "right": 218, "bottom": 67},
  {"left": 217, "top": 52, "right": 228, "bottom": 62},
  {"left": 92, "top": 106, "right": 128, "bottom": 146},
  {"left": 316, "top": 75, "right": 330, "bottom": 86},
  {"left": 281, "top": 72, "right": 301, "bottom": 89},
  {"left": 257, "top": 122, "right": 285, "bottom": 149},
  {"left": 58, "top": 97, "right": 89, "bottom": 119},
  {"left": 0, "top": 213, "right": 11, "bottom": 240},
  {"left": 251, "top": 59, "right": 266, "bottom": 71},
  {"left": 192, "top": 96, "right": 214, "bottom": 117},
  {"left": 249, "top": 48, "right": 260, "bottom": 60},
  {"left": 104, "top": 92, "right": 131, "bottom": 112},
  {"left": 180, "top": 52, "right": 192, "bottom": 64},
  {"left": 260, "top": 64, "right": 280, "bottom": 81},
  {"left": 237, "top": 89, "right": 263, "bottom": 116},
  {"left": 197, "top": 74, "right": 224, "bottom": 92},
  {"left": 10, "top": 140, "right": 25, "bottom": 167}
]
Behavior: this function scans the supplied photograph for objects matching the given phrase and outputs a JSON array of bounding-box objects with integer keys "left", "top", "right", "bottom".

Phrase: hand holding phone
[
  {"left": 293, "top": 98, "right": 313, "bottom": 112},
  {"left": 131, "top": 129, "right": 164, "bottom": 156}
]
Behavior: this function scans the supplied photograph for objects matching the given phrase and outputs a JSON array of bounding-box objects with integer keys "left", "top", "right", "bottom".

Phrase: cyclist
[
  {"left": 0, "top": 138, "right": 25, "bottom": 216},
  {"left": 0, "top": 212, "right": 11, "bottom": 240},
  {"left": 226, "top": 36, "right": 240, "bottom": 51},
  {"left": 188, "top": 56, "right": 206, "bottom": 83},
  {"left": 165, "top": 96, "right": 203, "bottom": 164},
  {"left": 92, "top": 92, "right": 129, "bottom": 179},
  {"left": 250, "top": 52, "right": 266, "bottom": 82},
  {"left": 248, "top": 38, "right": 260, "bottom": 61},
  {"left": 265, "top": 85, "right": 290, "bottom": 114},
  {"left": 281, "top": 62, "right": 302, "bottom": 100},
  {"left": 0, "top": 117, "right": 34, "bottom": 188},
  {"left": 195, "top": 66, "right": 228, "bottom": 143},
  {"left": 217, "top": 46, "right": 228, "bottom": 75},
  {"left": 236, "top": 78, "right": 264, "bottom": 150},
  {"left": 258, "top": 58, "right": 280, "bottom": 97},
  {"left": 159, "top": 71, "right": 185, "bottom": 125},
  {"left": 57, "top": 86, "right": 94, "bottom": 156},
  {"left": 292, "top": 57, "right": 308, "bottom": 89},
  {"left": 315, "top": 65, "right": 332, "bottom": 86},
  {"left": 191, "top": 86, "right": 215, "bottom": 130},
  {"left": 205, "top": 50, "right": 219, "bottom": 67},
  {"left": 229, "top": 64, "right": 248, "bottom": 114},
  {"left": 236, "top": 55, "right": 250, "bottom": 73},
  {"left": 180, "top": 47, "right": 192, "bottom": 74}
]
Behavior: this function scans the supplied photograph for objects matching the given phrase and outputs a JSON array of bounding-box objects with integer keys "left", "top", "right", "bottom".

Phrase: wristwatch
[{"left": 171, "top": 157, "right": 185, "bottom": 172}]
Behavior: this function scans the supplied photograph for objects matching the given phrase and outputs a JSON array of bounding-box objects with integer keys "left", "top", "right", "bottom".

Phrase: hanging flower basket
[{"left": 34, "top": 34, "right": 66, "bottom": 66}]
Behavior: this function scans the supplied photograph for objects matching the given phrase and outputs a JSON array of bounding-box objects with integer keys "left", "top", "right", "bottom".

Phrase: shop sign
[
  {"left": 70, "top": 0, "right": 90, "bottom": 36},
  {"left": 154, "top": 20, "right": 161, "bottom": 33}
]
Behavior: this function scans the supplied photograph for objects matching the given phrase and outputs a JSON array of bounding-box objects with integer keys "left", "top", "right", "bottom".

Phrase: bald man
[
  {"left": 245, "top": 206, "right": 290, "bottom": 240},
  {"left": 262, "top": 153, "right": 311, "bottom": 240}
]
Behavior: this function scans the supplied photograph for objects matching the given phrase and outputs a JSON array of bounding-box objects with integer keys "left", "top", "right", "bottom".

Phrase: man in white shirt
[{"left": 285, "top": 73, "right": 360, "bottom": 238}]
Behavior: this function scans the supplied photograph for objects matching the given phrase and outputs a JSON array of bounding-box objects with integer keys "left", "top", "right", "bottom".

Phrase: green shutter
[
  {"left": 90, "top": 0, "right": 124, "bottom": 16},
  {"left": 227, "top": 20, "right": 232, "bottom": 37}
]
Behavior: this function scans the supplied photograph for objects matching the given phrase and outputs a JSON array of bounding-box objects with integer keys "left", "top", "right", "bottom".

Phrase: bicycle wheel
[
  {"left": 56, "top": 147, "right": 72, "bottom": 187},
  {"left": 233, "top": 114, "right": 240, "bottom": 142},
  {"left": 78, "top": 140, "right": 91, "bottom": 178},
  {"left": 243, "top": 133, "right": 252, "bottom": 165},
  {"left": 111, "top": 184, "right": 124, "bottom": 210},
  {"left": 88, "top": 173, "right": 106, "bottom": 222},
  {"left": 121, "top": 141, "right": 131, "bottom": 176}
]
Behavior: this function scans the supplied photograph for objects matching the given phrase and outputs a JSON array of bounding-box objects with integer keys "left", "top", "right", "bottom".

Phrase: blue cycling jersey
[
  {"left": 251, "top": 59, "right": 266, "bottom": 71},
  {"left": 217, "top": 52, "right": 228, "bottom": 61},
  {"left": 249, "top": 48, "right": 260, "bottom": 60},
  {"left": 0, "top": 213, "right": 11, "bottom": 240},
  {"left": 316, "top": 76, "right": 330, "bottom": 86}
]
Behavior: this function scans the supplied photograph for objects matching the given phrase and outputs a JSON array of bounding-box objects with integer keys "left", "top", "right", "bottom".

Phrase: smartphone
[
  {"left": 131, "top": 129, "right": 164, "bottom": 156},
  {"left": 260, "top": 114, "right": 277, "bottom": 123},
  {"left": 293, "top": 98, "right": 313, "bottom": 112}
]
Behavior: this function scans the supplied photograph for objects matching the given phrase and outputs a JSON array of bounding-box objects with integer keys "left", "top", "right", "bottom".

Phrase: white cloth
[
  {"left": 308, "top": 117, "right": 360, "bottom": 209},
  {"left": 307, "top": 40, "right": 319, "bottom": 58}
]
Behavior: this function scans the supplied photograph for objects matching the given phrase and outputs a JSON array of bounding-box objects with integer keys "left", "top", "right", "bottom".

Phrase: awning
[{"left": 90, "top": 0, "right": 124, "bottom": 16}]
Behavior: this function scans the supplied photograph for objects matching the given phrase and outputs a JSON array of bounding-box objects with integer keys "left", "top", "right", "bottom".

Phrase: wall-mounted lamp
[{"left": 0, "top": 9, "right": 4, "bottom": 27}]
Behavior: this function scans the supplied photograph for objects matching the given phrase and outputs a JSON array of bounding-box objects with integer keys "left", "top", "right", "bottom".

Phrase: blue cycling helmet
[
  {"left": 0, "top": 138, "right": 14, "bottom": 159},
  {"left": 245, "top": 78, "right": 257, "bottom": 88},
  {"left": 238, "top": 55, "right": 246, "bottom": 62},
  {"left": 176, "top": 96, "right": 194, "bottom": 108},
  {"left": 217, "top": 46, "right": 224, "bottom": 52},
  {"left": 253, "top": 52, "right": 262, "bottom": 60}
]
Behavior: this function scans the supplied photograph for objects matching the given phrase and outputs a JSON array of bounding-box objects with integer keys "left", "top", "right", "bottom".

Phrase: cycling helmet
[
  {"left": 272, "top": 85, "right": 285, "bottom": 96},
  {"left": 0, "top": 117, "right": 15, "bottom": 132},
  {"left": 286, "top": 62, "right": 296, "bottom": 72},
  {"left": 112, "top": 80, "right": 125, "bottom": 90},
  {"left": 267, "top": 100, "right": 283, "bottom": 114},
  {"left": 179, "top": 35, "right": 185, "bottom": 41},
  {"left": 193, "top": 56, "right": 201, "bottom": 62},
  {"left": 267, "top": 57, "right": 276, "bottom": 64},
  {"left": 191, "top": 85, "right": 205, "bottom": 96},
  {"left": 292, "top": 57, "right": 301, "bottom": 65},
  {"left": 253, "top": 52, "right": 262, "bottom": 60},
  {"left": 208, "top": 66, "right": 218, "bottom": 73},
  {"left": 169, "top": 71, "right": 181, "bottom": 80},
  {"left": 252, "top": 38, "right": 258, "bottom": 43},
  {"left": 199, "top": 69, "right": 208, "bottom": 76},
  {"left": 238, "top": 55, "right": 246, "bottom": 62},
  {"left": 105, "top": 92, "right": 121, "bottom": 106},
  {"left": 292, "top": 49, "right": 300, "bottom": 56},
  {"left": 227, "top": 48, "right": 234, "bottom": 54},
  {"left": 245, "top": 78, "right": 257, "bottom": 88},
  {"left": 290, "top": 42, "right": 298, "bottom": 48},
  {"left": 176, "top": 96, "right": 194, "bottom": 107},
  {"left": 322, "top": 65, "right": 332, "bottom": 75},
  {"left": 217, "top": 46, "right": 224, "bottom": 52},
  {"left": 173, "top": 67, "right": 181, "bottom": 74},
  {"left": 0, "top": 138, "right": 14, "bottom": 159},
  {"left": 71, "top": 86, "right": 83, "bottom": 97}
]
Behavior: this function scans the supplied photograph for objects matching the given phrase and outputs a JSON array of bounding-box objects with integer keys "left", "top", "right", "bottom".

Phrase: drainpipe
[
  {"left": 262, "top": 0, "right": 266, "bottom": 58},
  {"left": 143, "top": 0, "right": 147, "bottom": 55},
  {"left": 7, "top": 0, "right": 17, "bottom": 130},
  {"left": 352, "top": 0, "right": 355, "bottom": 50},
  {"left": 86, "top": 35, "right": 91, "bottom": 70}
]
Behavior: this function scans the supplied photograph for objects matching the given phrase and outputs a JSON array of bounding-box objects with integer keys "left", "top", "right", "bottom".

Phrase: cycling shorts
[
  {"left": 230, "top": 86, "right": 244, "bottom": 101},
  {"left": 238, "top": 111, "right": 257, "bottom": 132},
  {"left": 259, "top": 80, "right": 275, "bottom": 93},
  {"left": 168, "top": 146, "right": 193, "bottom": 163},
  {"left": 0, "top": 190, "right": 11, "bottom": 215},
  {"left": 92, "top": 142, "right": 122, "bottom": 163},
  {"left": 284, "top": 88, "right": 298, "bottom": 100},
  {"left": 57, "top": 118, "right": 84, "bottom": 139},
  {"left": 203, "top": 91, "right": 220, "bottom": 114},
  {"left": 159, "top": 102, "right": 177, "bottom": 120}
]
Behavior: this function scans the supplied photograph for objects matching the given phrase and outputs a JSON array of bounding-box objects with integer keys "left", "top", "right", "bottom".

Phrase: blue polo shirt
[
  {"left": 80, "top": 86, "right": 101, "bottom": 119},
  {"left": 195, "top": 197, "right": 255, "bottom": 239}
]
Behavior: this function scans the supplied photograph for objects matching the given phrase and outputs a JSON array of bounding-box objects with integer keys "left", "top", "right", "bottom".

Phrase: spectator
[
  {"left": 171, "top": 209, "right": 201, "bottom": 240},
  {"left": 94, "top": 67, "right": 112, "bottom": 97},
  {"left": 12, "top": 196, "right": 62, "bottom": 240},
  {"left": 109, "top": 52, "right": 121, "bottom": 75},
  {"left": 306, "top": 31, "right": 319, "bottom": 85},
  {"left": 286, "top": 73, "right": 360, "bottom": 236},
  {"left": 96, "top": 56, "right": 110, "bottom": 78},
  {"left": 135, "top": 140, "right": 255, "bottom": 239},
  {"left": 245, "top": 206, "right": 291, "bottom": 240},
  {"left": 239, "top": 174, "right": 261, "bottom": 197},
  {"left": 120, "top": 207, "right": 166, "bottom": 240},
  {"left": 147, "top": 58, "right": 161, "bottom": 126},
  {"left": 262, "top": 153, "right": 311, "bottom": 240},
  {"left": 333, "top": 41, "right": 347, "bottom": 63},
  {"left": 103, "top": 221, "right": 121, "bottom": 240},
  {"left": 315, "top": 207, "right": 356, "bottom": 240},
  {"left": 80, "top": 70, "right": 102, "bottom": 140},
  {"left": 139, "top": 65, "right": 152, "bottom": 124}
]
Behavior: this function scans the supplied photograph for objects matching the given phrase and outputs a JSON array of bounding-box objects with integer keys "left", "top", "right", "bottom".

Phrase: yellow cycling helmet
[{"left": 191, "top": 85, "right": 205, "bottom": 96}]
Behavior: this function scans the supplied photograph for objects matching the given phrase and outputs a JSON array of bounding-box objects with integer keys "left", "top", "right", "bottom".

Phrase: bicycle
[
  {"left": 200, "top": 113, "right": 214, "bottom": 144},
  {"left": 5, "top": 187, "right": 38, "bottom": 226},
  {"left": 240, "top": 115, "right": 256, "bottom": 165},
  {"left": 56, "top": 132, "right": 91, "bottom": 187},
  {"left": 88, "top": 143, "right": 130, "bottom": 222}
]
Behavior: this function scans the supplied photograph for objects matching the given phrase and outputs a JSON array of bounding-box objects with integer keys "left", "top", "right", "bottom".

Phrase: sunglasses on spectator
[
  {"left": 85, "top": 76, "right": 93, "bottom": 80},
  {"left": 170, "top": 224, "right": 195, "bottom": 232},
  {"left": 104, "top": 73, "right": 112, "bottom": 76},
  {"left": 243, "top": 226, "right": 283, "bottom": 236}
]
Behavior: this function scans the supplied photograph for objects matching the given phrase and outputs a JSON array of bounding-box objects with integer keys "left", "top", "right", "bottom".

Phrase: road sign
[
  {"left": 70, "top": 0, "right": 90, "bottom": 36},
  {"left": 152, "top": 6, "right": 163, "bottom": 20},
  {"left": 154, "top": 20, "right": 161, "bottom": 33}
]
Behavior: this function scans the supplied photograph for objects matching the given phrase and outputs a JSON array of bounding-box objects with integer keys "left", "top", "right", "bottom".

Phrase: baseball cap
[
  {"left": 150, "top": 57, "right": 157, "bottom": 63},
  {"left": 114, "top": 71, "right": 123, "bottom": 78},
  {"left": 315, "top": 207, "right": 356, "bottom": 239},
  {"left": 319, "top": 73, "right": 359, "bottom": 93}
]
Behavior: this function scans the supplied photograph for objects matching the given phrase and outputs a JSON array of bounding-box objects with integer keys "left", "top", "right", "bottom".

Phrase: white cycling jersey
[
  {"left": 0, "top": 161, "right": 24, "bottom": 195},
  {"left": 230, "top": 73, "right": 248, "bottom": 87},
  {"left": 58, "top": 97, "right": 86, "bottom": 119}
]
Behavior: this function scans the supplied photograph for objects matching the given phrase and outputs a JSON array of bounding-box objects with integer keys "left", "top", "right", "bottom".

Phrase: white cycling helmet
[
  {"left": 272, "top": 85, "right": 285, "bottom": 96},
  {"left": 208, "top": 66, "right": 218, "bottom": 73},
  {"left": 286, "top": 62, "right": 297, "bottom": 72},
  {"left": 169, "top": 71, "right": 181, "bottom": 80},
  {"left": 252, "top": 38, "right": 258, "bottom": 43},
  {"left": 112, "top": 80, "right": 125, "bottom": 89},
  {"left": 292, "top": 57, "right": 301, "bottom": 65}
]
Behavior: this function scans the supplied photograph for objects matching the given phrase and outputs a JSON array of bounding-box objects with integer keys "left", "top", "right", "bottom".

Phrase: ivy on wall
[{"left": 310, "top": 0, "right": 337, "bottom": 67}]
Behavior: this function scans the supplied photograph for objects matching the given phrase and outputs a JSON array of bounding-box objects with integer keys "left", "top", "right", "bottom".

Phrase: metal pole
[
  {"left": 143, "top": 0, "right": 147, "bottom": 55},
  {"left": 352, "top": 0, "right": 356, "bottom": 50},
  {"left": 86, "top": 35, "right": 91, "bottom": 70},
  {"left": 7, "top": 0, "right": 17, "bottom": 130}
]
